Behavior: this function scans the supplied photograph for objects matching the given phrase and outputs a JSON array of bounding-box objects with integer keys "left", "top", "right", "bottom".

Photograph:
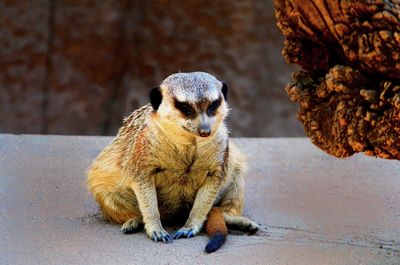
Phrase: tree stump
[{"left": 274, "top": 0, "right": 400, "bottom": 159}]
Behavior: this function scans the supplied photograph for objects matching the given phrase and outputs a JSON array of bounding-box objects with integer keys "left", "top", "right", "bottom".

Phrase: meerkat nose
[{"left": 199, "top": 128, "right": 211, "bottom": 137}]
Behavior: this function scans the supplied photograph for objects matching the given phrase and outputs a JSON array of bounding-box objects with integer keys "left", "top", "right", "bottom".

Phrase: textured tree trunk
[{"left": 274, "top": 0, "right": 400, "bottom": 159}]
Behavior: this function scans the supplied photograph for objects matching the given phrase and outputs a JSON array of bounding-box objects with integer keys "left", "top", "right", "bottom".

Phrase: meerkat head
[{"left": 149, "top": 72, "right": 229, "bottom": 138}]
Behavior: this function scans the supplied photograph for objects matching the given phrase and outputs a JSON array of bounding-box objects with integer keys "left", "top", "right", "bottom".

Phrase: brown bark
[{"left": 274, "top": 0, "right": 400, "bottom": 159}]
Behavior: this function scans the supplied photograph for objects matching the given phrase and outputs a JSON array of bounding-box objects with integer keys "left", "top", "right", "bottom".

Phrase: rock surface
[{"left": 0, "top": 135, "right": 399, "bottom": 264}]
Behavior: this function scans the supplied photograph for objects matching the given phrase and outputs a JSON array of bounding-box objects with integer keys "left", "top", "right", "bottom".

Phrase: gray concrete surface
[{"left": 0, "top": 134, "right": 399, "bottom": 265}]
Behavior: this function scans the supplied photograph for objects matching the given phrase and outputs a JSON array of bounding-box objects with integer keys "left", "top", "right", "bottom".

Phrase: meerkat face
[{"left": 150, "top": 72, "right": 229, "bottom": 138}]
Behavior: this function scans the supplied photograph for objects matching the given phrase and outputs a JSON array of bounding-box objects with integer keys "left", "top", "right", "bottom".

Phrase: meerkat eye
[
  {"left": 174, "top": 101, "right": 196, "bottom": 118},
  {"left": 207, "top": 98, "right": 222, "bottom": 116}
]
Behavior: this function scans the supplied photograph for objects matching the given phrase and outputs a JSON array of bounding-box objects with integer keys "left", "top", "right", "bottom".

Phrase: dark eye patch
[
  {"left": 207, "top": 98, "right": 221, "bottom": 116},
  {"left": 174, "top": 100, "right": 196, "bottom": 118}
]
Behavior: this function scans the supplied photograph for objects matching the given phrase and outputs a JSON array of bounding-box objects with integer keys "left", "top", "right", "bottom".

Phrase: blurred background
[{"left": 0, "top": 0, "right": 304, "bottom": 137}]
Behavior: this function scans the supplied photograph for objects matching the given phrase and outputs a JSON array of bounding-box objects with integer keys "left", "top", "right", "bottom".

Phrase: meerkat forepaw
[
  {"left": 152, "top": 230, "right": 173, "bottom": 243},
  {"left": 173, "top": 226, "right": 201, "bottom": 239},
  {"left": 146, "top": 228, "right": 173, "bottom": 243}
]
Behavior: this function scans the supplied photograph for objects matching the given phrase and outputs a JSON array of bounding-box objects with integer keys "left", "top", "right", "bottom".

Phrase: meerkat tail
[{"left": 204, "top": 207, "right": 228, "bottom": 253}]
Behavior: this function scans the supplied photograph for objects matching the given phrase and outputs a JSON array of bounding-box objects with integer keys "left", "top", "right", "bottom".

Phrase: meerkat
[{"left": 87, "top": 71, "right": 258, "bottom": 252}]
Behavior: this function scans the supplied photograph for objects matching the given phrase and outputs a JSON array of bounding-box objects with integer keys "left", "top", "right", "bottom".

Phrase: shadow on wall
[{"left": 0, "top": 0, "right": 303, "bottom": 137}]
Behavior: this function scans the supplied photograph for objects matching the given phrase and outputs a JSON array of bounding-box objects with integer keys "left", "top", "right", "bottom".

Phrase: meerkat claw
[
  {"left": 187, "top": 230, "right": 195, "bottom": 238},
  {"left": 173, "top": 230, "right": 187, "bottom": 239},
  {"left": 150, "top": 230, "right": 173, "bottom": 243},
  {"left": 165, "top": 234, "right": 173, "bottom": 243},
  {"left": 173, "top": 227, "right": 198, "bottom": 239}
]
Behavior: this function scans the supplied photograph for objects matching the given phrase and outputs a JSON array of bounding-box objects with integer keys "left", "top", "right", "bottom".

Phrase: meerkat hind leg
[
  {"left": 121, "top": 216, "right": 144, "bottom": 234},
  {"left": 95, "top": 185, "right": 144, "bottom": 233},
  {"left": 220, "top": 161, "right": 259, "bottom": 234},
  {"left": 223, "top": 214, "right": 259, "bottom": 234},
  {"left": 221, "top": 197, "right": 259, "bottom": 234}
]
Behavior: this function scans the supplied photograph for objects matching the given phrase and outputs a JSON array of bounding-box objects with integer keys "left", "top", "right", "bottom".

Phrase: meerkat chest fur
[{"left": 146, "top": 124, "right": 228, "bottom": 216}]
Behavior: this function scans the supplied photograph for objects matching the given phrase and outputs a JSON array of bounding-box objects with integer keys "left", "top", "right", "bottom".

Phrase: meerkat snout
[{"left": 198, "top": 119, "right": 211, "bottom": 137}]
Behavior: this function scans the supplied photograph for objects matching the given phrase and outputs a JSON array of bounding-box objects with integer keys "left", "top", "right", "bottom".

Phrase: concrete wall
[{"left": 0, "top": 0, "right": 303, "bottom": 137}]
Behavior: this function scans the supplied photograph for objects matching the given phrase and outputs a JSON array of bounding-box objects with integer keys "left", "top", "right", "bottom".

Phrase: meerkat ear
[
  {"left": 150, "top": 87, "right": 162, "bottom": 111},
  {"left": 221, "top": 81, "right": 228, "bottom": 100}
]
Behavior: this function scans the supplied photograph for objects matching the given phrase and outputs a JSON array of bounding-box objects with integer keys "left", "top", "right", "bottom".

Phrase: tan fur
[{"left": 87, "top": 74, "right": 258, "bottom": 242}]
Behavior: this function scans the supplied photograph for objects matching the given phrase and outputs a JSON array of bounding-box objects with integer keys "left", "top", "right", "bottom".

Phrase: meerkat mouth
[{"left": 181, "top": 125, "right": 212, "bottom": 138}]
